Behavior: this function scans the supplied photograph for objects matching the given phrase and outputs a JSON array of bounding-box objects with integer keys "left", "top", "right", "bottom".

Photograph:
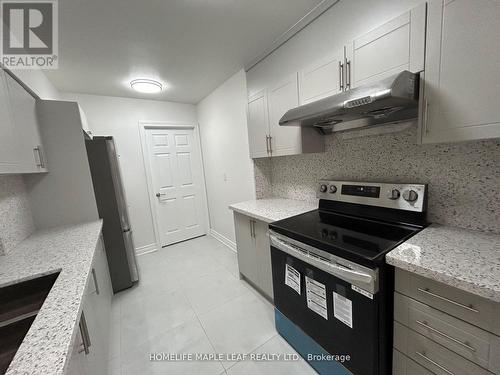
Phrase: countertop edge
[
  {"left": 4, "top": 220, "right": 104, "bottom": 375},
  {"left": 386, "top": 254, "right": 500, "bottom": 303},
  {"left": 229, "top": 198, "right": 317, "bottom": 224},
  {"left": 229, "top": 205, "right": 274, "bottom": 223}
]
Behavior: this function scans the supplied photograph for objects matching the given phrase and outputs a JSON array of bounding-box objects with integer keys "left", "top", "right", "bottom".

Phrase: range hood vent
[{"left": 279, "top": 71, "right": 419, "bottom": 134}]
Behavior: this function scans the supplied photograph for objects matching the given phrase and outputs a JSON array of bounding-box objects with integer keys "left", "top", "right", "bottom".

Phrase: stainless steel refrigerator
[{"left": 85, "top": 136, "right": 139, "bottom": 292}]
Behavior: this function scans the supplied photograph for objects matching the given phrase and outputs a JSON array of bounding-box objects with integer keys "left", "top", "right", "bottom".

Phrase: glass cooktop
[{"left": 269, "top": 209, "right": 422, "bottom": 267}]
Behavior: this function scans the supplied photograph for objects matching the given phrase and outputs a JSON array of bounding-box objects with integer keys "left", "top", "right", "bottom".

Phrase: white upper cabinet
[
  {"left": 0, "top": 71, "right": 22, "bottom": 173},
  {"left": 247, "top": 73, "right": 323, "bottom": 159},
  {"left": 78, "top": 104, "right": 93, "bottom": 138},
  {"left": 5, "top": 72, "right": 48, "bottom": 173},
  {"left": 298, "top": 47, "right": 345, "bottom": 105},
  {"left": 247, "top": 89, "right": 270, "bottom": 159},
  {"left": 350, "top": 3, "right": 426, "bottom": 88},
  {"left": 421, "top": 0, "right": 500, "bottom": 143},
  {"left": 268, "top": 73, "right": 302, "bottom": 157}
]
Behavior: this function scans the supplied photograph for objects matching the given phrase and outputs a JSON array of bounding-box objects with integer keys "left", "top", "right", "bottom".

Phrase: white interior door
[{"left": 145, "top": 127, "right": 207, "bottom": 247}]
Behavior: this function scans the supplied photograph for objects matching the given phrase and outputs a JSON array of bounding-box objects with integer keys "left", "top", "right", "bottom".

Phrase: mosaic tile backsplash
[
  {"left": 254, "top": 125, "right": 500, "bottom": 234},
  {"left": 0, "top": 175, "right": 35, "bottom": 254}
]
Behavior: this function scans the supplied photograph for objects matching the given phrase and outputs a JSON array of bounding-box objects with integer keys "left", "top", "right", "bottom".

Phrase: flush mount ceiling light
[{"left": 130, "top": 79, "right": 162, "bottom": 93}]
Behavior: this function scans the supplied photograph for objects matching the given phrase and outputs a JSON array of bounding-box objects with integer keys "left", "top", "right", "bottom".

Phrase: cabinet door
[
  {"left": 268, "top": 73, "right": 301, "bottom": 157},
  {"left": 234, "top": 212, "right": 259, "bottom": 284},
  {"left": 298, "top": 48, "right": 345, "bottom": 105},
  {"left": 5, "top": 72, "right": 47, "bottom": 173},
  {"left": 422, "top": 0, "right": 500, "bottom": 143},
  {"left": 350, "top": 3, "right": 426, "bottom": 88},
  {"left": 84, "top": 237, "right": 112, "bottom": 374},
  {"left": 0, "top": 71, "right": 22, "bottom": 173},
  {"left": 68, "top": 238, "right": 112, "bottom": 375},
  {"left": 65, "top": 327, "right": 85, "bottom": 375},
  {"left": 247, "top": 90, "right": 270, "bottom": 159},
  {"left": 254, "top": 220, "right": 273, "bottom": 300}
]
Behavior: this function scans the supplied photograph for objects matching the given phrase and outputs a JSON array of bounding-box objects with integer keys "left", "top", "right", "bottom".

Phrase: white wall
[
  {"left": 197, "top": 70, "right": 256, "bottom": 247},
  {"left": 10, "top": 70, "right": 60, "bottom": 100},
  {"left": 247, "top": 0, "right": 423, "bottom": 94},
  {"left": 61, "top": 92, "right": 198, "bottom": 253}
]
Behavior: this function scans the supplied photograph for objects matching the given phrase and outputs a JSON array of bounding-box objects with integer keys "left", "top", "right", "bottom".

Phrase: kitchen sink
[{"left": 0, "top": 272, "right": 59, "bottom": 374}]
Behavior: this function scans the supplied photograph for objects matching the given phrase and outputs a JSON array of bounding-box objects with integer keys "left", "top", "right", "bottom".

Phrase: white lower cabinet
[
  {"left": 233, "top": 212, "right": 273, "bottom": 300},
  {"left": 394, "top": 269, "right": 500, "bottom": 375},
  {"left": 66, "top": 236, "right": 112, "bottom": 375}
]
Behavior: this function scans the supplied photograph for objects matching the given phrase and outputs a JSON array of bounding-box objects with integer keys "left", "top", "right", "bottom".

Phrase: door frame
[{"left": 139, "top": 121, "right": 210, "bottom": 251}]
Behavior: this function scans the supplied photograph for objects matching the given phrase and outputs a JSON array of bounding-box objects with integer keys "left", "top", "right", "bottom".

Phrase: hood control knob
[
  {"left": 387, "top": 189, "right": 400, "bottom": 200},
  {"left": 403, "top": 189, "right": 418, "bottom": 202},
  {"left": 319, "top": 184, "right": 328, "bottom": 193},
  {"left": 329, "top": 185, "right": 337, "bottom": 193}
]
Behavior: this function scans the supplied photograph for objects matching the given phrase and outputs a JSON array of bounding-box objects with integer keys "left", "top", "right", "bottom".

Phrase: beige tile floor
[{"left": 107, "top": 235, "right": 317, "bottom": 375}]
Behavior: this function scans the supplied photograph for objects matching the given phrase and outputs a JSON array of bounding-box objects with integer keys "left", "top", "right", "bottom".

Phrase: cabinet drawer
[
  {"left": 394, "top": 322, "right": 493, "bottom": 375},
  {"left": 395, "top": 269, "right": 499, "bottom": 334},
  {"left": 394, "top": 292, "right": 498, "bottom": 372},
  {"left": 393, "top": 349, "right": 434, "bottom": 375}
]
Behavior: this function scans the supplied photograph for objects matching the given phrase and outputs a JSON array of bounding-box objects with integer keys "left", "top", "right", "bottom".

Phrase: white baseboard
[
  {"left": 135, "top": 243, "right": 158, "bottom": 256},
  {"left": 209, "top": 229, "right": 236, "bottom": 253}
]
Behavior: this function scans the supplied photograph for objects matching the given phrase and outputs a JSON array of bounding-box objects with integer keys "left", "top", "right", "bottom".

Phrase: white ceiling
[{"left": 45, "top": 0, "right": 324, "bottom": 104}]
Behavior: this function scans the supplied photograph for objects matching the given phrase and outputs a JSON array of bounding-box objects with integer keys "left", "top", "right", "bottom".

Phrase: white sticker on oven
[
  {"left": 333, "top": 292, "right": 353, "bottom": 328},
  {"left": 306, "top": 277, "right": 328, "bottom": 320},
  {"left": 285, "top": 264, "right": 301, "bottom": 294}
]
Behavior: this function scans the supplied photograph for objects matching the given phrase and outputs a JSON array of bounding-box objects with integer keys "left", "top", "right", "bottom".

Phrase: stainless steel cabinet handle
[
  {"left": 416, "top": 351, "right": 454, "bottom": 375},
  {"left": 423, "top": 100, "right": 430, "bottom": 134},
  {"left": 33, "top": 146, "right": 45, "bottom": 168},
  {"left": 78, "top": 312, "right": 91, "bottom": 355},
  {"left": 345, "top": 60, "right": 351, "bottom": 90},
  {"left": 250, "top": 220, "right": 256, "bottom": 238},
  {"left": 417, "top": 287, "right": 479, "bottom": 313},
  {"left": 339, "top": 61, "right": 344, "bottom": 91},
  {"left": 415, "top": 320, "right": 476, "bottom": 352},
  {"left": 91, "top": 268, "right": 100, "bottom": 295},
  {"left": 265, "top": 135, "right": 269, "bottom": 154},
  {"left": 156, "top": 192, "right": 166, "bottom": 198},
  {"left": 268, "top": 136, "right": 272, "bottom": 154}
]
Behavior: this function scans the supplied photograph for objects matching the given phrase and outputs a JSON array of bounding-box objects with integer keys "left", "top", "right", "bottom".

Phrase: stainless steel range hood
[{"left": 279, "top": 70, "right": 419, "bottom": 134}]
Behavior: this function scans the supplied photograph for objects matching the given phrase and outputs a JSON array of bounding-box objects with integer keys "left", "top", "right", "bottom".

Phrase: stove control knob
[
  {"left": 403, "top": 189, "right": 418, "bottom": 202},
  {"left": 387, "top": 189, "right": 400, "bottom": 200},
  {"left": 319, "top": 184, "right": 328, "bottom": 193},
  {"left": 329, "top": 185, "right": 337, "bottom": 194}
]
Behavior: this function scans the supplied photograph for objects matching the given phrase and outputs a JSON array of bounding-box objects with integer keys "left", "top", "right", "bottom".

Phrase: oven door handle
[{"left": 270, "top": 234, "right": 373, "bottom": 285}]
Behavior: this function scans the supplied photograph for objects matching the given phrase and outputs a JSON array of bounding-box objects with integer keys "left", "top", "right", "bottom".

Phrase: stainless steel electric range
[{"left": 269, "top": 180, "right": 428, "bottom": 375}]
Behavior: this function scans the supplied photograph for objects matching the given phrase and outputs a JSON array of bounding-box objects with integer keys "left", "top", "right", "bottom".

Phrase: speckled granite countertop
[
  {"left": 0, "top": 220, "right": 103, "bottom": 375},
  {"left": 386, "top": 224, "right": 500, "bottom": 302},
  {"left": 229, "top": 198, "right": 317, "bottom": 223}
]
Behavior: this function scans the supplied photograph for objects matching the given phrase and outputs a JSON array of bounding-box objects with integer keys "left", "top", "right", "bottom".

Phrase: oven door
[{"left": 270, "top": 231, "right": 380, "bottom": 375}]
